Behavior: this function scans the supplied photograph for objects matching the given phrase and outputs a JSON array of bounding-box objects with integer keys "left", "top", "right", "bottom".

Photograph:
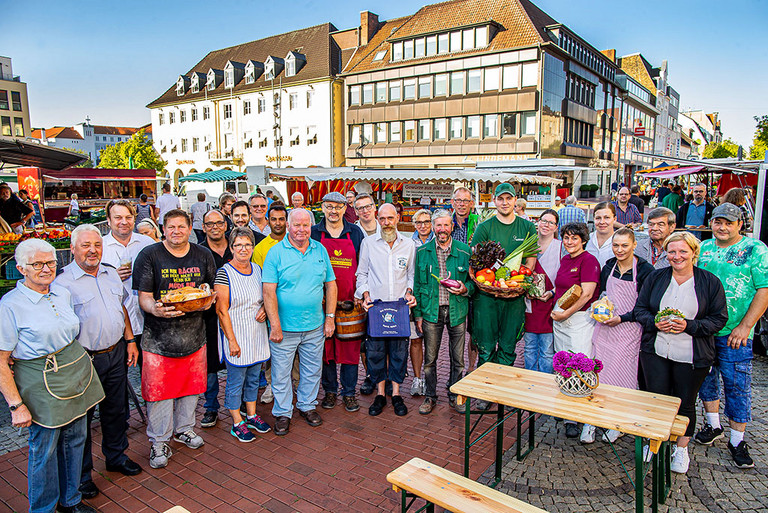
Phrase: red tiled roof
[
  {"left": 30, "top": 126, "right": 83, "bottom": 140},
  {"left": 139, "top": 123, "right": 152, "bottom": 134},
  {"left": 94, "top": 125, "right": 141, "bottom": 136}
]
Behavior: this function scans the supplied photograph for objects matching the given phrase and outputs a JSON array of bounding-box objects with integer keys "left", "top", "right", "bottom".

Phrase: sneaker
[
  {"left": 565, "top": 423, "right": 579, "bottom": 438},
  {"left": 360, "top": 376, "right": 374, "bottom": 396},
  {"left": 580, "top": 424, "right": 596, "bottom": 444},
  {"left": 419, "top": 397, "right": 436, "bottom": 415},
  {"left": 173, "top": 430, "right": 204, "bottom": 449},
  {"left": 694, "top": 423, "right": 724, "bottom": 446},
  {"left": 245, "top": 414, "right": 271, "bottom": 433},
  {"left": 475, "top": 399, "right": 492, "bottom": 411},
  {"left": 260, "top": 385, "right": 274, "bottom": 404},
  {"left": 321, "top": 392, "right": 337, "bottom": 409},
  {"left": 601, "top": 429, "right": 623, "bottom": 443},
  {"left": 449, "top": 396, "right": 466, "bottom": 414},
  {"left": 343, "top": 395, "right": 360, "bottom": 412},
  {"left": 392, "top": 395, "right": 408, "bottom": 416},
  {"left": 200, "top": 411, "right": 218, "bottom": 428},
  {"left": 231, "top": 422, "right": 255, "bottom": 443},
  {"left": 670, "top": 445, "right": 690, "bottom": 474},
  {"left": 149, "top": 442, "right": 172, "bottom": 469},
  {"left": 728, "top": 441, "right": 755, "bottom": 469},
  {"left": 410, "top": 377, "right": 425, "bottom": 396},
  {"left": 642, "top": 445, "right": 653, "bottom": 463}
]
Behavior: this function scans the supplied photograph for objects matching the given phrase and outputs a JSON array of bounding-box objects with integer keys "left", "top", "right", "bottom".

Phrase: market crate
[{"left": 2, "top": 259, "right": 22, "bottom": 280}]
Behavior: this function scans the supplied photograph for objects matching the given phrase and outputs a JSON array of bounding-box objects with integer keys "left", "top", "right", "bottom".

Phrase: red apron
[
  {"left": 320, "top": 230, "right": 361, "bottom": 364},
  {"left": 591, "top": 259, "right": 643, "bottom": 389},
  {"left": 141, "top": 345, "right": 207, "bottom": 402}
]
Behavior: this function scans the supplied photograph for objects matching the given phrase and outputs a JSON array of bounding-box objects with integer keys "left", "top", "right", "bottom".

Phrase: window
[
  {"left": 484, "top": 68, "right": 499, "bottom": 91},
  {"left": 404, "top": 120, "right": 415, "bottom": 141},
  {"left": 404, "top": 40, "right": 414, "bottom": 60},
  {"left": 502, "top": 113, "right": 516, "bottom": 135},
  {"left": 244, "top": 133, "right": 253, "bottom": 149},
  {"left": 375, "top": 82, "right": 387, "bottom": 103},
  {"left": 192, "top": 138, "right": 199, "bottom": 152},
  {"left": 415, "top": 38, "right": 425, "bottom": 58},
  {"left": 484, "top": 114, "right": 498, "bottom": 137},
  {"left": 450, "top": 31, "right": 462, "bottom": 52},
  {"left": 225, "top": 70, "right": 234, "bottom": 88},
  {"left": 203, "top": 106, "right": 210, "bottom": 120},
  {"left": 502, "top": 65, "right": 519, "bottom": 89},
  {"left": 363, "top": 124, "right": 373, "bottom": 144},
  {"left": 258, "top": 98, "right": 266, "bottom": 113},
  {"left": 362, "top": 84, "right": 373, "bottom": 104},
  {"left": 306, "top": 126, "right": 317, "bottom": 145},
  {"left": 475, "top": 26, "right": 488, "bottom": 47},
  {"left": 191, "top": 109, "right": 198, "bottom": 121},
  {"left": 418, "top": 119, "right": 430, "bottom": 141},
  {"left": 462, "top": 29, "right": 474, "bottom": 51},
  {"left": 373, "top": 49, "right": 387, "bottom": 61},
  {"left": 289, "top": 127, "right": 300, "bottom": 146},
  {"left": 438, "top": 34, "right": 449, "bottom": 54},
  {"left": 245, "top": 70, "right": 255, "bottom": 84},
  {"left": 450, "top": 72, "right": 464, "bottom": 95},
  {"left": 181, "top": 139, "right": 188, "bottom": 152},
  {"left": 170, "top": 140, "right": 176, "bottom": 153},
  {"left": 389, "top": 81, "right": 401, "bottom": 101},
  {"left": 467, "top": 116, "right": 480, "bottom": 138},
  {"left": 418, "top": 76, "right": 431, "bottom": 99},
  {"left": 392, "top": 42, "right": 403, "bottom": 61},
  {"left": 286, "top": 60, "right": 297, "bottom": 77},
  {"left": 403, "top": 78, "right": 416, "bottom": 100},
  {"left": 349, "top": 85, "right": 361, "bottom": 106},
  {"left": 434, "top": 74, "right": 447, "bottom": 96},
  {"left": 521, "top": 112, "right": 536, "bottom": 135},
  {"left": 13, "top": 118, "right": 23, "bottom": 137},
  {"left": 350, "top": 125, "right": 360, "bottom": 145},
  {"left": 467, "top": 69, "right": 482, "bottom": 93},
  {"left": 3, "top": 116, "right": 12, "bottom": 136},
  {"left": 426, "top": 36, "right": 437, "bottom": 56},
  {"left": 521, "top": 62, "right": 538, "bottom": 87},
  {"left": 450, "top": 117, "right": 463, "bottom": 139},
  {"left": 0, "top": 91, "right": 7, "bottom": 110},
  {"left": 289, "top": 93, "right": 298, "bottom": 110},
  {"left": 180, "top": 110, "right": 186, "bottom": 123},
  {"left": 158, "top": 113, "right": 164, "bottom": 125},
  {"left": 433, "top": 118, "right": 446, "bottom": 140},
  {"left": 169, "top": 112, "right": 175, "bottom": 124},
  {"left": 243, "top": 101, "right": 251, "bottom": 115},
  {"left": 306, "top": 90, "right": 314, "bottom": 108},
  {"left": 224, "top": 104, "right": 232, "bottom": 119},
  {"left": 375, "top": 123, "right": 387, "bottom": 143},
  {"left": 390, "top": 122, "right": 401, "bottom": 142}
]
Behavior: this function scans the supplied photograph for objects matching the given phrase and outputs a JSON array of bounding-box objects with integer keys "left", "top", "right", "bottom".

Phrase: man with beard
[
  {"left": 311, "top": 192, "right": 365, "bottom": 412},
  {"left": 231, "top": 200, "right": 264, "bottom": 243}
]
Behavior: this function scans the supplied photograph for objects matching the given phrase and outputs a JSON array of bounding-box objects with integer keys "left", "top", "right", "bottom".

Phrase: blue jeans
[
  {"left": 523, "top": 332, "right": 554, "bottom": 374},
  {"left": 322, "top": 362, "right": 358, "bottom": 396},
  {"left": 698, "top": 336, "right": 752, "bottom": 423},
  {"left": 203, "top": 372, "right": 220, "bottom": 412},
  {"left": 270, "top": 326, "right": 324, "bottom": 418},
  {"left": 366, "top": 337, "right": 409, "bottom": 385},
  {"left": 224, "top": 362, "right": 263, "bottom": 410},
  {"left": 28, "top": 416, "right": 87, "bottom": 513}
]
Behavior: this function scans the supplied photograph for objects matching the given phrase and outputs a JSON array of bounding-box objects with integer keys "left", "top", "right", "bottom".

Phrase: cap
[
  {"left": 711, "top": 202, "right": 741, "bottom": 222},
  {"left": 555, "top": 196, "right": 563, "bottom": 201},
  {"left": 494, "top": 183, "right": 517, "bottom": 197},
  {"left": 322, "top": 191, "right": 346, "bottom": 204}
]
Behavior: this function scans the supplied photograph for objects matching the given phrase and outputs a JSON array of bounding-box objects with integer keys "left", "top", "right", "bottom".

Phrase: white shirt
[
  {"left": 355, "top": 220, "right": 381, "bottom": 238},
  {"left": 102, "top": 231, "right": 155, "bottom": 335},
  {"left": 355, "top": 231, "right": 415, "bottom": 301},
  {"left": 156, "top": 192, "right": 180, "bottom": 225},
  {"left": 586, "top": 232, "right": 614, "bottom": 268},
  {"left": 655, "top": 275, "right": 698, "bottom": 364},
  {"left": 70, "top": 199, "right": 80, "bottom": 212}
]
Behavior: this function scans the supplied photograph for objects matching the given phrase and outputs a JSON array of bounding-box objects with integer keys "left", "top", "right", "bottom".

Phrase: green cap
[{"left": 494, "top": 182, "right": 516, "bottom": 197}]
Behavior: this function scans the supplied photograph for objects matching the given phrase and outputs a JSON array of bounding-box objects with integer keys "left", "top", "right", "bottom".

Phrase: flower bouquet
[{"left": 552, "top": 351, "right": 603, "bottom": 398}]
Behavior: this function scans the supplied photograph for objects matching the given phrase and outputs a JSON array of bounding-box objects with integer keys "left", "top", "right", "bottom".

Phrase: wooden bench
[
  {"left": 387, "top": 458, "right": 547, "bottom": 513},
  {"left": 669, "top": 415, "right": 689, "bottom": 442}
]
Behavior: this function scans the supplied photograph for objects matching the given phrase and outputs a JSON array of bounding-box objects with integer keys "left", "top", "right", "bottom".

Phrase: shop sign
[
  {"left": 479, "top": 193, "right": 492, "bottom": 203},
  {"left": 634, "top": 122, "right": 645, "bottom": 137},
  {"left": 526, "top": 194, "right": 551, "bottom": 209},
  {"left": 17, "top": 167, "right": 42, "bottom": 201},
  {"left": 176, "top": 159, "right": 195, "bottom": 165},
  {"left": 402, "top": 183, "right": 454, "bottom": 199},
  {"left": 266, "top": 155, "right": 293, "bottom": 163}
]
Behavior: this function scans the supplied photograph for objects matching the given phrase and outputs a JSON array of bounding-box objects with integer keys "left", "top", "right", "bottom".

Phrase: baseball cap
[
  {"left": 494, "top": 183, "right": 517, "bottom": 197},
  {"left": 322, "top": 191, "right": 346, "bottom": 204},
  {"left": 711, "top": 203, "right": 741, "bottom": 222}
]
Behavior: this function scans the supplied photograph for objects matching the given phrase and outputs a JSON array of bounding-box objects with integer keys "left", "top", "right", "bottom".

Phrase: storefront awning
[
  {"left": 179, "top": 169, "right": 246, "bottom": 183},
  {"left": 642, "top": 166, "right": 705, "bottom": 178},
  {"left": 41, "top": 168, "right": 157, "bottom": 181},
  {"left": 0, "top": 137, "right": 87, "bottom": 170}
]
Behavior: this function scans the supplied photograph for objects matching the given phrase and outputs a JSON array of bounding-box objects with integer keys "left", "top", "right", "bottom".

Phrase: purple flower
[{"left": 552, "top": 350, "right": 602, "bottom": 378}]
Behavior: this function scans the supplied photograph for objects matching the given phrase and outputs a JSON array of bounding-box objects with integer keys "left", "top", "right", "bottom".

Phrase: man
[
  {"left": 290, "top": 192, "right": 305, "bottom": 209},
  {"left": 231, "top": 200, "right": 265, "bottom": 245},
  {"left": 354, "top": 193, "right": 380, "bottom": 237},
  {"left": 55, "top": 225, "right": 142, "bottom": 499},
  {"left": 262, "top": 208, "right": 337, "bottom": 435},
  {"left": 133, "top": 209, "right": 217, "bottom": 468},
  {"left": 0, "top": 182, "right": 33, "bottom": 233},
  {"left": 677, "top": 182, "right": 715, "bottom": 240},
  {"left": 343, "top": 190, "right": 358, "bottom": 223},
  {"left": 612, "top": 187, "right": 642, "bottom": 228},
  {"left": 190, "top": 193, "right": 209, "bottom": 243},
  {"left": 413, "top": 210, "right": 473, "bottom": 414},
  {"left": 356, "top": 204, "right": 417, "bottom": 417},
  {"left": 17, "top": 189, "right": 36, "bottom": 227},
  {"left": 472, "top": 184, "right": 536, "bottom": 408},
  {"left": 634, "top": 207, "right": 676, "bottom": 269},
  {"left": 450, "top": 187, "right": 478, "bottom": 245},
  {"left": 557, "top": 195, "right": 586, "bottom": 230},
  {"left": 218, "top": 192, "right": 236, "bottom": 232},
  {"left": 655, "top": 180, "right": 672, "bottom": 204},
  {"left": 252, "top": 203, "right": 288, "bottom": 268},
  {"left": 248, "top": 193, "right": 271, "bottom": 237},
  {"left": 629, "top": 185, "right": 645, "bottom": 222},
  {"left": 553, "top": 196, "right": 564, "bottom": 211},
  {"left": 391, "top": 192, "right": 404, "bottom": 216},
  {"left": 155, "top": 183, "right": 180, "bottom": 228},
  {"left": 311, "top": 192, "right": 365, "bottom": 412},
  {"left": 695, "top": 203, "right": 768, "bottom": 468}
]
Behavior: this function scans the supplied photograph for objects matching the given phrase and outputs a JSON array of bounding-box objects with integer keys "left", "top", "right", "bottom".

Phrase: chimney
[
  {"left": 360, "top": 11, "right": 380, "bottom": 46},
  {"left": 41, "top": 128, "right": 46, "bottom": 143}
]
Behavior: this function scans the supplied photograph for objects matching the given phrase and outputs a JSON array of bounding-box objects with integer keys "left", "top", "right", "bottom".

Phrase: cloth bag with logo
[{"left": 367, "top": 299, "right": 410, "bottom": 338}]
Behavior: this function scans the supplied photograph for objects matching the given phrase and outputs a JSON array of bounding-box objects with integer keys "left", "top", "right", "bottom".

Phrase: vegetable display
[
  {"left": 469, "top": 234, "right": 540, "bottom": 295},
  {"left": 469, "top": 241, "right": 506, "bottom": 271}
]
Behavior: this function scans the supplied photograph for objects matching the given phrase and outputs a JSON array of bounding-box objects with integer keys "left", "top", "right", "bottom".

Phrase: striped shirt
[
  {"left": 612, "top": 201, "right": 642, "bottom": 226},
  {"left": 557, "top": 205, "right": 587, "bottom": 230}
]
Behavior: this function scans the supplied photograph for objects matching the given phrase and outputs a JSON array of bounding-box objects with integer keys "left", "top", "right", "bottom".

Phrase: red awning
[
  {"left": 642, "top": 165, "right": 705, "bottom": 178},
  {"left": 41, "top": 168, "right": 157, "bottom": 181}
]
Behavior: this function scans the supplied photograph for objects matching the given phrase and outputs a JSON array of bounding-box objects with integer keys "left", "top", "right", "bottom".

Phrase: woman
[
  {"left": 137, "top": 219, "right": 162, "bottom": 242},
  {"left": 551, "top": 223, "right": 601, "bottom": 440},
  {"left": 662, "top": 185, "right": 684, "bottom": 213},
  {"left": 408, "top": 208, "right": 433, "bottom": 396},
  {"left": 68, "top": 193, "right": 80, "bottom": 217},
  {"left": 514, "top": 198, "right": 530, "bottom": 221},
  {"left": 584, "top": 228, "right": 654, "bottom": 443},
  {"left": 634, "top": 232, "right": 727, "bottom": 474},
  {"left": 586, "top": 202, "right": 616, "bottom": 267},
  {"left": 0, "top": 239, "right": 104, "bottom": 513},
  {"left": 135, "top": 193, "right": 155, "bottom": 227},
  {"left": 523, "top": 209, "right": 561, "bottom": 373},
  {"left": 214, "top": 227, "right": 271, "bottom": 442}
]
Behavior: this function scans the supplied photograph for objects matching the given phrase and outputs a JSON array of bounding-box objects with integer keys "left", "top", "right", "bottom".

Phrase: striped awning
[{"left": 178, "top": 169, "right": 246, "bottom": 183}]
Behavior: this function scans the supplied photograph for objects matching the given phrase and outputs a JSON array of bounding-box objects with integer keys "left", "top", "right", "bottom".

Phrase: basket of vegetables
[{"left": 469, "top": 235, "right": 540, "bottom": 298}]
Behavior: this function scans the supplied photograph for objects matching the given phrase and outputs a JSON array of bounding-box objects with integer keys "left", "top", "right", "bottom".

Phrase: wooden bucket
[{"left": 335, "top": 304, "right": 367, "bottom": 340}]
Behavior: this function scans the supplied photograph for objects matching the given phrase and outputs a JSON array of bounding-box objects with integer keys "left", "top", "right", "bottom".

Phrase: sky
[{"left": 4, "top": 0, "right": 767, "bottom": 149}]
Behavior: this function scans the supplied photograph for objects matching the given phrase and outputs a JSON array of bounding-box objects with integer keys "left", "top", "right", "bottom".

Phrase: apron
[
  {"left": 12, "top": 340, "right": 105, "bottom": 428},
  {"left": 141, "top": 345, "right": 207, "bottom": 402},
  {"left": 593, "top": 259, "right": 644, "bottom": 389},
  {"left": 320, "top": 230, "right": 361, "bottom": 365},
  {"left": 552, "top": 308, "right": 595, "bottom": 357}
]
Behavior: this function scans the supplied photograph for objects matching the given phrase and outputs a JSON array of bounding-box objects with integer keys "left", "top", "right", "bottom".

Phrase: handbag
[{"left": 366, "top": 299, "right": 411, "bottom": 338}]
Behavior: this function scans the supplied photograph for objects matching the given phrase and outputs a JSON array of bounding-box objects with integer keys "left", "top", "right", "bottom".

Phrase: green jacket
[{"left": 413, "top": 239, "right": 474, "bottom": 327}]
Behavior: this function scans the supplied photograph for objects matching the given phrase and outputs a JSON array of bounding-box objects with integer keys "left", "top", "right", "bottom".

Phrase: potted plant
[
  {"left": 579, "top": 184, "right": 590, "bottom": 199},
  {"left": 589, "top": 184, "right": 599, "bottom": 198},
  {"left": 553, "top": 351, "right": 603, "bottom": 397}
]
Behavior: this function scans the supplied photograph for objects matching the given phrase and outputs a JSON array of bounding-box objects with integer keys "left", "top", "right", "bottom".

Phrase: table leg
[
  {"left": 652, "top": 448, "right": 659, "bottom": 513},
  {"left": 634, "top": 436, "right": 644, "bottom": 513},
  {"left": 495, "top": 404, "right": 504, "bottom": 485},
  {"left": 463, "top": 395, "right": 471, "bottom": 478}
]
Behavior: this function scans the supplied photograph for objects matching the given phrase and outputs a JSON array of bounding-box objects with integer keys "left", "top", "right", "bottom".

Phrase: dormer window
[
  {"left": 265, "top": 56, "right": 284, "bottom": 81},
  {"left": 245, "top": 60, "right": 264, "bottom": 84},
  {"left": 190, "top": 72, "right": 205, "bottom": 94},
  {"left": 176, "top": 75, "right": 190, "bottom": 96},
  {"left": 225, "top": 69, "right": 235, "bottom": 88},
  {"left": 284, "top": 51, "right": 306, "bottom": 77},
  {"left": 390, "top": 23, "right": 495, "bottom": 62},
  {"left": 206, "top": 69, "right": 223, "bottom": 91},
  {"left": 224, "top": 61, "right": 245, "bottom": 89}
]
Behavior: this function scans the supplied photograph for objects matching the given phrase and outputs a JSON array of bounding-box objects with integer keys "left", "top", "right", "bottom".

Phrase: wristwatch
[
  {"left": 9, "top": 402, "right": 23, "bottom": 411},
  {"left": 326, "top": 313, "right": 335, "bottom": 318}
]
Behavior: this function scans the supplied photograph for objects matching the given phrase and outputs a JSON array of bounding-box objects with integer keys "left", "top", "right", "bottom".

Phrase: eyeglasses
[
  {"left": 324, "top": 205, "right": 345, "bottom": 212},
  {"left": 27, "top": 261, "right": 57, "bottom": 270},
  {"left": 251, "top": 204, "right": 267, "bottom": 209},
  {"left": 204, "top": 221, "right": 226, "bottom": 228},
  {"left": 538, "top": 219, "right": 557, "bottom": 226},
  {"left": 355, "top": 203, "right": 374, "bottom": 212},
  {"left": 414, "top": 221, "right": 431, "bottom": 226},
  {"left": 452, "top": 199, "right": 472, "bottom": 205},
  {"left": 232, "top": 243, "right": 254, "bottom": 251}
]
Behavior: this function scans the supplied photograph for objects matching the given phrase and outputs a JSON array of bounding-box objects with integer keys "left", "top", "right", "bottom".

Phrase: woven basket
[
  {"left": 555, "top": 371, "right": 599, "bottom": 398},
  {"left": 469, "top": 268, "right": 527, "bottom": 299}
]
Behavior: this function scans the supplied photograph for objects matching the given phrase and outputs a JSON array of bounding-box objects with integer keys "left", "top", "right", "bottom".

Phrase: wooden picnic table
[{"left": 450, "top": 363, "right": 683, "bottom": 513}]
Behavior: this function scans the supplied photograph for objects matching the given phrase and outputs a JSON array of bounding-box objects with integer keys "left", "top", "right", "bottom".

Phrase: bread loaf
[{"left": 557, "top": 284, "right": 582, "bottom": 310}]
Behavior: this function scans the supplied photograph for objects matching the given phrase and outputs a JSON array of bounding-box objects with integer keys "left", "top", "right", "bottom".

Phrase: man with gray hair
[
  {"left": 557, "top": 194, "right": 586, "bottom": 230},
  {"left": 451, "top": 187, "right": 477, "bottom": 244},
  {"left": 413, "top": 210, "right": 473, "bottom": 414},
  {"left": 635, "top": 207, "right": 676, "bottom": 268},
  {"left": 55, "top": 225, "right": 142, "bottom": 498}
]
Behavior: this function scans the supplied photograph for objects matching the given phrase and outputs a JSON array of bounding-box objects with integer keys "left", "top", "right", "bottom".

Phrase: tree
[
  {"left": 62, "top": 147, "right": 93, "bottom": 168},
  {"left": 702, "top": 138, "right": 739, "bottom": 159},
  {"left": 97, "top": 129, "right": 165, "bottom": 173},
  {"left": 749, "top": 115, "right": 768, "bottom": 160}
]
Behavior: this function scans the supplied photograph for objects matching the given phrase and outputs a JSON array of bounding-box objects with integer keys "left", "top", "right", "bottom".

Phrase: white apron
[{"left": 553, "top": 309, "right": 595, "bottom": 357}]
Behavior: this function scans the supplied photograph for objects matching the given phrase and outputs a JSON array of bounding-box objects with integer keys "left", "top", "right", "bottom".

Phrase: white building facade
[{"left": 31, "top": 118, "right": 148, "bottom": 164}]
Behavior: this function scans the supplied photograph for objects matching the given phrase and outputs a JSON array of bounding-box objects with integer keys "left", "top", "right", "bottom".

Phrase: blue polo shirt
[
  {"left": 685, "top": 202, "right": 707, "bottom": 239},
  {"left": 262, "top": 237, "right": 335, "bottom": 332}
]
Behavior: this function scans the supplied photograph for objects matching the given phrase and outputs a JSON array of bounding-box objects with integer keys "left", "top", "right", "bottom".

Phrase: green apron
[{"left": 13, "top": 340, "right": 105, "bottom": 428}]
